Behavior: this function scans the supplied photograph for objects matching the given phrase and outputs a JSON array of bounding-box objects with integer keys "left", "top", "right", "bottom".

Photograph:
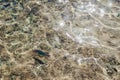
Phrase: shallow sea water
[{"left": 0, "top": 0, "right": 120, "bottom": 80}]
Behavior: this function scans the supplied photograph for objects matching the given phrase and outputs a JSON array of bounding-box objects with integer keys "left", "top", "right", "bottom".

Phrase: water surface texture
[{"left": 0, "top": 0, "right": 120, "bottom": 80}]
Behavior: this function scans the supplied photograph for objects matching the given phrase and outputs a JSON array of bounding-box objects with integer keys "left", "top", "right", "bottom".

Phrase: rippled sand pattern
[{"left": 0, "top": 0, "right": 120, "bottom": 80}]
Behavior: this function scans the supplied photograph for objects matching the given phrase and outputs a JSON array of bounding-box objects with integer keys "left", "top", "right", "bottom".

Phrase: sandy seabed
[{"left": 0, "top": 0, "right": 120, "bottom": 80}]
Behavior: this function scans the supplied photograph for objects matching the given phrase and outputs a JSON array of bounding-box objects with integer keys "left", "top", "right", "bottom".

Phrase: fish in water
[
  {"left": 48, "top": 0, "right": 53, "bottom": 2},
  {"left": 1, "top": 3, "right": 10, "bottom": 10},
  {"left": 0, "top": 0, "right": 9, "bottom": 2},
  {"left": 33, "top": 50, "right": 49, "bottom": 57},
  {"left": 3, "top": 3, "right": 10, "bottom": 7},
  {"left": 33, "top": 57, "right": 44, "bottom": 64}
]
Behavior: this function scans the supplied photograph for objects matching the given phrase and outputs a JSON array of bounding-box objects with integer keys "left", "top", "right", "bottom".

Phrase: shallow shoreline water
[{"left": 0, "top": 0, "right": 120, "bottom": 80}]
